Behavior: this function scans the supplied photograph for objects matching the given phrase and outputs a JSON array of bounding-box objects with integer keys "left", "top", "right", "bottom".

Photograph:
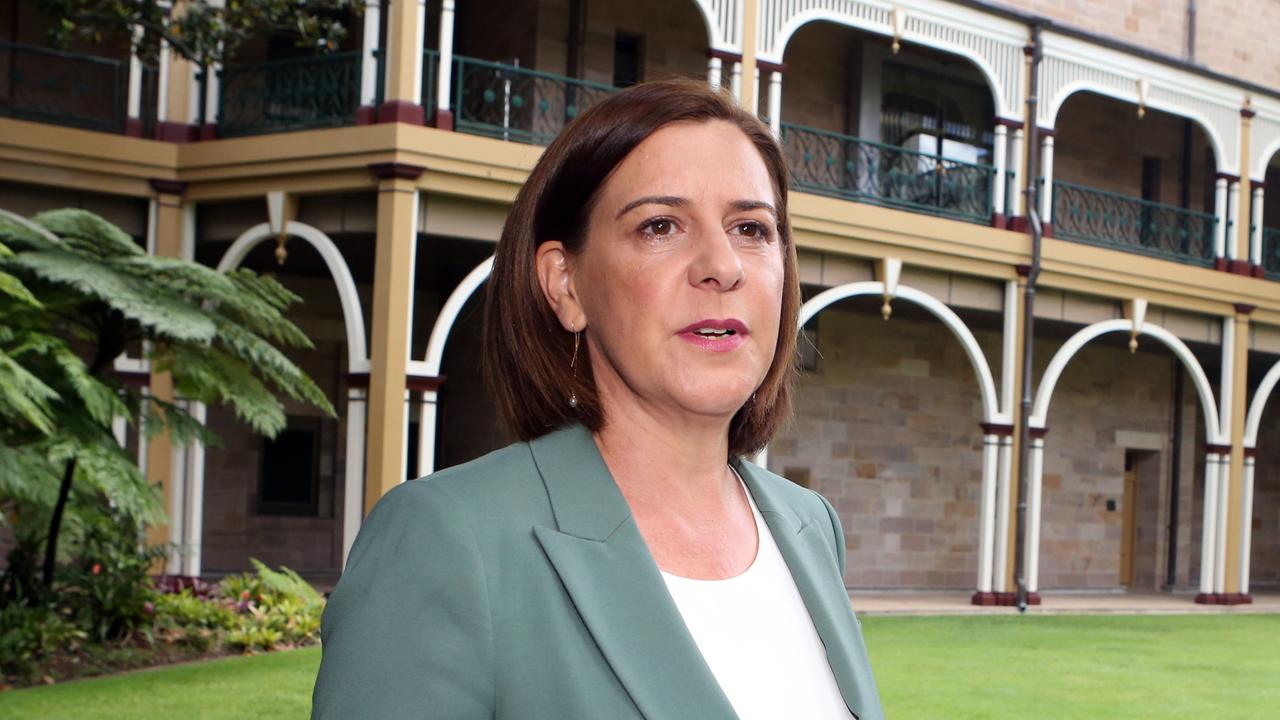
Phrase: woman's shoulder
[{"left": 736, "top": 457, "right": 833, "bottom": 515}]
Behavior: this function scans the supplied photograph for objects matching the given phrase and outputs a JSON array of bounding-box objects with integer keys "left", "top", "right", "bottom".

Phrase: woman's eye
[
  {"left": 641, "top": 218, "right": 676, "bottom": 237},
  {"left": 734, "top": 221, "right": 771, "bottom": 240}
]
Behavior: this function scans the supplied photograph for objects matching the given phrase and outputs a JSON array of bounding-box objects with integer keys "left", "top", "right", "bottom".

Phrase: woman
[{"left": 312, "top": 79, "right": 883, "bottom": 720}]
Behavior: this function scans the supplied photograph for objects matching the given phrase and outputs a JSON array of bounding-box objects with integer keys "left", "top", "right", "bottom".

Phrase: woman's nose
[{"left": 688, "top": 230, "right": 744, "bottom": 291}]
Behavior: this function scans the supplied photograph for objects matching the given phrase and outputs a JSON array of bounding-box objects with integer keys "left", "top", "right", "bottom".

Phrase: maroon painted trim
[
  {"left": 356, "top": 105, "right": 378, "bottom": 125},
  {"left": 1194, "top": 592, "right": 1219, "bottom": 604},
  {"left": 993, "top": 116, "right": 1024, "bottom": 130},
  {"left": 377, "top": 100, "right": 426, "bottom": 125},
  {"left": 1029, "top": 427, "right": 1049, "bottom": 439},
  {"left": 1008, "top": 216, "right": 1028, "bottom": 233},
  {"left": 971, "top": 591, "right": 1000, "bottom": 606},
  {"left": 345, "top": 372, "right": 370, "bottom": 388},
  {"left": 198, "top": 123, "right": 218, "bottom": 141},
  {"left": 1216, "top": 171, "right": 1241, "bottom": 183},
  {"left": 1205, "top": 443, "right": 1231, "bottom": 454},
  {"left": 368, "top": 162, "right": 426, "bottom": 180},
  {"left": 1215, "top": 257, "right": 1229, "bottom": 272},
  {"left": 981, "top": 422, "right": 1015, "bottom": 436},
  {"left": 1015, "top": 263, "right": 1032, "bottom": 277},
  {"left": 154, "top": 120, "right": 198, "bottom": 143},
  {"left": 149, "top": 178, "right": 187, "bottom": 196},
  {"left": 1252, "top": 264, "right": 1266, "bottom": 278},
  {"left": 124, "top": 118, "right": 144, "bottom": 137},
  {"left": 1226, "top": 260, "right": 1253, "bottom": 276},
  {"left": 1244, "top": 446, "right": 1258, "bottom": 458},
  {"left": 406, "top": 375, "right": 446, "bottom": 392},
  {"left": 1250, "top": 179, "right": 1268, "bottom": 191},
  {"left": 434, "top": 108, "right": 455, "bottom": 132},
  {"left": 1036, "top": 126, "right": 1056, "bottom": 138},
  {"left": 1221, "top": 593, "right": 1253, "bottom": 605},
  {"left": 991, "top": 591, "right": 1041, "bottom": 606},
  {"left": 756, "top": 59, "right": 786, "bottom": 75},
  {"left": 1242, "top": 107, "right": 1257, "bottom": 119},
  {"left": 1041, "top": 221, "right": 1053, "bottom": 238},
  {"left": 108, "top": 368, "right": 151, "bottom": 387},
  {"left": 706, "top": 48, "right": 743, "bottom": 63},
  {"left": 990, "top": 212, "right": 1007, "bottom": 229},
  {"left": 1234, "top": 302, "right": 1256, "bottom": 314}
]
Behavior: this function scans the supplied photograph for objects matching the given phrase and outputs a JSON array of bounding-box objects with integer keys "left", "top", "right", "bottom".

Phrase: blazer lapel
[
  {"left": 528, "top": 425, "right": 737, "bottom": 720},
  {"left": 735, "top": 459, "right": 868, "bottom": 718}
]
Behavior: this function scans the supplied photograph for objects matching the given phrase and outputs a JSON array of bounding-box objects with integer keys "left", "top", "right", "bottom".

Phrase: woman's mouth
[{"left": 676, "top": 319, "right": 748, "bottom": 352}]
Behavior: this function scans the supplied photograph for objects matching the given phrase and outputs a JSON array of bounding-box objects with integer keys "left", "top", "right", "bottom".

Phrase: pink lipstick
[{"left": 676, "top": 319, "right": 748, "bottom": 352}]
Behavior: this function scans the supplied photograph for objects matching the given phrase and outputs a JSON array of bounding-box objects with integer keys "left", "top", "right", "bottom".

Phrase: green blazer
[{"left": 312, "top": 424, "right": 883, "bottom": 719}]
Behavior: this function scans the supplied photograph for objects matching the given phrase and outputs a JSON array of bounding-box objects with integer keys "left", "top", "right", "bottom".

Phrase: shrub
[{"left": 0, "top": 601, "right": 86, "bottom": 678}]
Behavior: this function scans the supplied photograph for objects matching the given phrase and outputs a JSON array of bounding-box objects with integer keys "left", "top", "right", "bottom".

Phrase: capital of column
[
  {"left": 149, "top": 178, "right": 188, "bottom": 196},
  {"left": 368, "top": 162, "right": 426, "bottom": 181},
  {"left": 980, "top": 422, "right": 1015, "bottom": 436}
]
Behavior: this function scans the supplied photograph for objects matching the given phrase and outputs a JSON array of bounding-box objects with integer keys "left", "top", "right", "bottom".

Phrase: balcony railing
[
  {"left": 780, "top": 122, "right": 996, "bottom": 225},
  {"left": 453, "top": 55, "right": 616, "bottom": 145},
  {"left": 0, "top": 41, "right": 131, "bottom": 133},
  {"left": 1263, "top": 227, "right": 1280, "bottom": 278},
  {"left": 218, "top": 51, "right": 362, "bottom": 138},
  {"left": 1052, "top": 180, "right": 1216, "bottom": 266},
  {"left": 423, "top": 49, "right": 437, "bottom": 122}
]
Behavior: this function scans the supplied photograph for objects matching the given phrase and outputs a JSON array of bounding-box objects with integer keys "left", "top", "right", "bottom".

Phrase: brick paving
[{"left": 850, "top": 590, "right": 1280, "bottom": 616}]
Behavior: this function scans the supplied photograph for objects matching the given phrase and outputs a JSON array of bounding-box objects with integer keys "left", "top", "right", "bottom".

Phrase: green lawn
[{"left": 1, "top": 615, "right": 1276, "bottom": 719}]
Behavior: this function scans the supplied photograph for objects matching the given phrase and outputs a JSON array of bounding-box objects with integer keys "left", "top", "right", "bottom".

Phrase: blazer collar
[{"left": 528, "top": 424, "right": 863, "bottom": 719}]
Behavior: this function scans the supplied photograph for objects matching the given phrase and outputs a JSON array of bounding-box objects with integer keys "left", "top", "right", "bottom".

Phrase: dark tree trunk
[{"left": 41, "top": 457, "right": 79, "bottom": 587}]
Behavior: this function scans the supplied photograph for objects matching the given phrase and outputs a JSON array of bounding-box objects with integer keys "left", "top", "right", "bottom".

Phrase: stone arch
[{"left": 216, "top": 221, "right": 369, "bottom": 373}]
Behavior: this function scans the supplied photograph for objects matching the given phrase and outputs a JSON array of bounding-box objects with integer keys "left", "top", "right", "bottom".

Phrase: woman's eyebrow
[
  {"left": 731, "top": 199, "right": 779, "bottom": 222},
  {"left": 614, "top": 195, "right": 687, "bottom": 219}
]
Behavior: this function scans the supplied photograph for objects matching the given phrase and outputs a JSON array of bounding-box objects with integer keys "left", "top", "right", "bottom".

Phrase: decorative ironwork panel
[
  {"left": 1264, "top": 227, "right": 1280, "bottom": 279},
  {"left": 1052, "top": 180, "right": 1216, "bottom": 266},
  {"left": 454, "top": 56, "right": 617, "bottom": 146},
  {"left": 0, "top": 41, "right": 128, "bottom": 133},
  {"left": 218, "top": 51, "right": 362, "bottom": 137},
  {"left": 422, "top": 49, "right": 438, "bottom": 121},
  {"left": 780, "top": 122, "right": 995, "bottom": 225}
]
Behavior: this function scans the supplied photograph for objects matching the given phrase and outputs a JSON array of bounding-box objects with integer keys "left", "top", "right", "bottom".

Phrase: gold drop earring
[{"left": 568, "top": 323, "right": 580, "bottom": 408}]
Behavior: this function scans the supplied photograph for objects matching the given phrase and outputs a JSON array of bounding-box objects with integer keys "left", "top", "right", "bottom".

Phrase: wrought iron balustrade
[
  {"left": 423, "top": 49, "right": 437, "bottom": 121},
  {"left": 780, "top": 122, "right": 996, "bottom": 225},
  {"left": 453, "top": 56, "right": 616, "bottom": 145},
  {"left": 1263, "top": 226, "right": 1280, "bottom": 278},
  {"left": 1052, "top": 180, "right": 1216, "bottom": 266},
  {"left": 0, "top": 41, "right": 129, "bottom": 133},
  {"left": 218, "top": 51, "right": 362, "bottom": 137}
]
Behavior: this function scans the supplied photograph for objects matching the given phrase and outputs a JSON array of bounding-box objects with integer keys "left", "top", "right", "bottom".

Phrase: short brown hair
[{"left": 483, "top": 78, "right": 799, "bottom": 457}]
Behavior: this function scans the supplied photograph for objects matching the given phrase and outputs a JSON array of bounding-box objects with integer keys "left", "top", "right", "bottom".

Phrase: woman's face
[{"left": 559, "top": 119, "right": 785, "bottom": 424}]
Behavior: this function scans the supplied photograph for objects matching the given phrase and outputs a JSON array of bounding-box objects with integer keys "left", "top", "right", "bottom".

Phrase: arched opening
[
  {"left": 769, "top": 278, "right": 1002, "bottom": 591},
  {"left": 777, "top": 20, "right": 1006, "bottom": 227},
  {"left": 1050, "top": 91, "right": 1220, "bottom": 266},
  {"left": 1259, "top": 152, "right": 1280, "bottom": 278},
  {"left": 1244, "top": 349, "right": 1280, "bottom": 594},
  {"left": 1029, "top": 317, "right": 1219, "bottom": 593},
  {"left": 196, "top": 215, "right": 371, "bottom": 581}
]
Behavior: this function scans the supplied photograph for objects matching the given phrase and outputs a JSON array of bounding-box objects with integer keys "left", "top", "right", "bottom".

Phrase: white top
[{"left": 660, "top": 474, "right": 853, "bottom": 720}]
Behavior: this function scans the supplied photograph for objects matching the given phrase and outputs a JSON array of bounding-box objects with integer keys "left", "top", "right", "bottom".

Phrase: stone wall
[{"left": 994, "top": 0, "right": 1280, "bottom": 91}]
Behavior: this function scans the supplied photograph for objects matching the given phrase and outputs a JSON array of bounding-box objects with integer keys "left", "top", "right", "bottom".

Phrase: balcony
[
  {"left": 0, "top": 41, "right": 152, "bottom": 135},
  {"left": 781, "top": 122, "right": 1001, "bottom": 226},
  {"left": 452, "top": 55, "right": 617, "bottom": 145},
  {"left": 1052, "top": 181, "right": 1217, "bottom": 267},
  {"left": 217, "top": 51, "right": 364, "bottom": 138}
]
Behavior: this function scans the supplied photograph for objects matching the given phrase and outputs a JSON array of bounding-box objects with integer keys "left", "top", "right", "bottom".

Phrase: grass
[{"left": 0, "top": 615, "right": 1276, "bottom": 718}]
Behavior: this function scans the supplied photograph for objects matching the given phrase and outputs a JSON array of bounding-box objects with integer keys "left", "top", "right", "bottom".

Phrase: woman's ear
[{"left": 535, "top": 241, "right": 586, "bottom": 331}]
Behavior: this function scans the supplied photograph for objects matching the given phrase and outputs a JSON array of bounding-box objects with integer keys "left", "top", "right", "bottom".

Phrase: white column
[
  {"left": 204, "top": 58, "right": 221, "bottom": 127},
  {"left": 138, "top": 389, "right": 150, "bottom": 476},
  {"left": 1213, "top": 177, "right": 1229, "bottom": 260},
  {"left": 360, "top": 0, "right": 383, "bottom": 107},
  {"left": 127, "top": 25, "right": 144, "bottom": 122},
  {"left": 341, "top": 387, "right": 368, "bottom": 568},
  {"left": 1215, "top": 316, "right": 1234, "bottom": 595},
  {"left": 992, "top": 124, "right": 1009, "bottom": 221},
  {"left": 182, "top": 402, "right": 207, "bottom": 577},
  {"left": 707, "top": 56, "right": 722, "bottom": 90},
  {"left": 166, "top": 409, "right": 188, "bottom": 576},
  {"left": 417, "top": 389, "right": 439, "bottom": 478},
  {"left": 977, "top": 433, "right": 1000, "bottom": 593},
  {"left": 1198, "top": 452, "right": 1220, "bottom": 595},
  {"left": 767, "top": 71, "right": 782, "bottom": 137},
  {"left": 1250, "top": 184, "right": 1265, "bottom": 266},
  {"left": 730, "top": 61, "right": 742, "bottom": 102},
  {"left": 1214, "top": 449, "right": 1230, "bottom": 594},
  {"left": 751, "top": 67, "right": 761, "bottom": 116},
  {"left": 1009, "top": 127, "right": 1025, "bottom": 219},
  {"left": 1226, "top": 180, "right": 1241, "bottom": 260},
  {"left": 112, "top": 415, "right": 128, "bottom": 448},
  {"left": 1039, "top": 134, "right": 1055, "bottom": 224},
  {"left": 1240, "top": 453, "right": 1256, "bottom": 595},
  {"left": 156, "top": 41, "right": 171, "bottom": 123},
  {"left": 409, "top": 0, "right": 430, "bottom": 105},
  {"left": 1026, "top": 435, "right": 1046, "bottom": 594},
  {"left": 993, "top": 434, "right": 1014, "bottom": 593},
  {"left": 436, "top": 0, "right": 456, "bottom": 117}
]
